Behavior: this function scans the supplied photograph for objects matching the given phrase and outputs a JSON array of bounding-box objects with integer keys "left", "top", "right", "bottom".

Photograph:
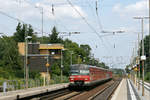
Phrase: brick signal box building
[{"left": 18, "top": 42, "right": 64, "bottom": 78}]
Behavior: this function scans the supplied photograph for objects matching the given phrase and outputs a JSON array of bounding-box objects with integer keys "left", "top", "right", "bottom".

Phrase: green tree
[
  {"left": 80, "top": 44, "right": 91, "bottom": 57},
  {"left": 49, "top": 27, "right": 62, "bottom": 43},
  {"left": 27, "top": 25, "right": 37, "bottom": 42},
  {"left": 51, "top": 63, "right": 61, "bottom": 76},
  {"left": 143, "top": 35, "right": 150, "bottom": 75},
  {"left": 13, "top": 22, "right": 25, "bottom": 42},
  {"left": 0, "top": 36, "right": 23, "bottom": 78},
  {"left": 13, "top": 23, "right": 37, "bottom": 42}
]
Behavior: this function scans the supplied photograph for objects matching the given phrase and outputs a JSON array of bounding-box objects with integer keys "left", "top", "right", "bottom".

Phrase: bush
[
  {"left": 145, "top": 72, "right": 150, "bottom": 81},
  {"left": 51, "top": 74, "right": 69, "bottom": 84}
]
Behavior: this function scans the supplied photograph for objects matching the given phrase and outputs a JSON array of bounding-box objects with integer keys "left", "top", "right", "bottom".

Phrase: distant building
[{"left": 18, "top": 42, "right": 64, "bottom": 73}]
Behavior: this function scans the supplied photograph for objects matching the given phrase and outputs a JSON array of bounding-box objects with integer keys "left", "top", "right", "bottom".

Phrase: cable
[
  {"left": 23, "top": 0, "right": 75, "bottom": 36},
  {"left": 95, "top": 0, "right": 103, "bottom": 31},
  {"left": 0, "top": 10, "right": 49, "bottom": 35},
  {"left": 66, "top": 0, "right": 100, "bottom": 37},
  {"left": 20, "top": 0, "right": 112, "bottom": 54},
  {"left": 17, "top": 0, "right": 74, "bottom": 36},
  {"left": 66, "top": 0, "right": 112, "bottom": 51}
]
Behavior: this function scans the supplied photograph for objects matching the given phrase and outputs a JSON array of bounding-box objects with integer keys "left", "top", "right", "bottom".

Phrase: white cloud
[{"left": 113, "top": 0, "right": 148, "bottom": 17}]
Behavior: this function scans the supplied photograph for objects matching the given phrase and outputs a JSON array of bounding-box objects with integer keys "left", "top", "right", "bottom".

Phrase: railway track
[
  {"left": 38, "top": 89, "right": 72, "bottom": 100},
  {"left": 19, "top": 88, "right": 72, "bottom": 100},
  {"left": 68, "top": 78, "right": 121, "bottom": 100},
  {"left": 20, "top": 78, "right": 121, "bottom": 100},
  {"left": 89, "top": 78, "right": 121, "bottom": 100}
]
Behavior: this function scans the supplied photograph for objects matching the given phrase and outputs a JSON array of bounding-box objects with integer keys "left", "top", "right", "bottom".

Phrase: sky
[{"left": 0, "top": 0, "right": 149, "bottom": 69}]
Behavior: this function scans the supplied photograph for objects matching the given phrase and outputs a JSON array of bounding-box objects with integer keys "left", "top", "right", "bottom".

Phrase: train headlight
[
  {"left": 70, "top": 78, "right": 74, "bottom": 80},
  {"left": 85, "top": 78, "right": 88, "bottom": 80}
]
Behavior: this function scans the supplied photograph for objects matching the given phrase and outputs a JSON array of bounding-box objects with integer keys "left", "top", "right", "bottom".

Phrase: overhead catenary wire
[
  {"left": 87, "top": 0, "right": 113, "bottom": 52},
  {"left": 15, "top": 0, "right": 74, "bottom": 36},
  {"left": 94, "top": 0, "right": 113, "bottom": 50},
  {"left": 24, "top": 0, "right": 108, "bottom": 40},
  {"left": 25, "top": 0, "right": 81, "bottom": 37},
  {"left": 0, "top": 10, "right": 49, "bottom": 35},
  {"left": 3, "top": 0, "right": 111, "bottom": 54},
  {"left": 66, "top": 0, "right": 101, "bottom": 38},
  {"left": 95, "top": 0, "right": 103, "bottom": 31},
  {"left": 66, "top": 0, "right": 112, "bottom": 53}
]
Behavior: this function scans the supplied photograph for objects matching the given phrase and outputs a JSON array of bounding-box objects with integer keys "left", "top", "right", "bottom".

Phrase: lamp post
[
  {"left": 137, "top": 32, "right": 141, "bottom": 90},
  {"left": 70, "top": 51, "right": 74, "bottom": 66},
  {"left": 25, "top": 36, "right": 32, "bottom": 89},
  {"left": 133, "top": 16, "right": 149, "bottom": 96},
  {"left": 83, "top": 57, "right": 86, "bottom": 64},
  {"left": 78, "top": 55, "right": 81, "bottom": 64},
  {"left": 61, "top": 49, "right": 64, "bottom": 83},
  {"left": 46, "top": 55, "right": 50, "bottom": 85},
  {"left": 35, "top": 3, "right": 44, "bottom": 41}
]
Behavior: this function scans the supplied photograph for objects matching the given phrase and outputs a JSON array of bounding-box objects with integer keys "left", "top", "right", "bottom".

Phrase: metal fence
[{"left": 0, "top": 76, "right": 68, "bottom": 93}]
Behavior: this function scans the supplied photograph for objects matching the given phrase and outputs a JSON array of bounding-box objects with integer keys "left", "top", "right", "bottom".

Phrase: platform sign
[
  {"left": 134, "top": 67, "right": 138, "bottom": 71},
  {"left": 46, "top": 63, "right": 50, "bottom": 67},
  {"left": 141, "top": 55, "right": 146, "bottom": 61}
]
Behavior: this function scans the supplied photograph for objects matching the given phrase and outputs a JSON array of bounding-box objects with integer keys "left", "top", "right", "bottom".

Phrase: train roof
[{"left": 71, "top": 64, "right": 111, "bottom": 71}]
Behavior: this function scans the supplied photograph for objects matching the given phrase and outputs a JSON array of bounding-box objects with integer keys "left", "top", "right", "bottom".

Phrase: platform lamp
[
  {"left": 132, "top": 65, "right": 136, "bottom": 84},
  {"left": 45, "top": 55, "right": 50, "bottom": 86},
  {"left": 35, "top": 3, "right": 44, "bottom": 42},
  {"left": 70, "top": 51, "right": 74, "bottom": 66},
  {"left": 134, "top": 64, "right": 137, "bottom": 85},
  {"left": 83, "top": 57, "right": 86, "bottom": 64},
  {"left": 136, "top": 56, "right": 140, "bottom": 90},
  {"left": 78, "top": 55, "right": 81, "bottom": 64},
  {"left": 25, "top": 36, "right": 32, "bottom": 89},
  {"left": 141, "top": 55, "right": 146, "bottom": 96},
  {"left": 61, "top": 49, "right": 64, "bottom": 83}
]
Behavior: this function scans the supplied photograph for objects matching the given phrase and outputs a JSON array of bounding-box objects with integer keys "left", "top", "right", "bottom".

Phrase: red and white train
[{"left": 69, "top": 64, "right": 112, "bottom": 87}]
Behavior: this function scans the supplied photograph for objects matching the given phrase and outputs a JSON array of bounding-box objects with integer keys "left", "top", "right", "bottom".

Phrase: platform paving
[
  {"left": 133, "top": 80, "right": 150, "bottom": 100},
  {"left": 0, "top": 83, "right": 69, "bottom": 100},
  {"left": 111, "top": 78, "right": 127, "bottom": 100},
  {"left": 111, "top": 78, "right": 142, "bottom": 100}
]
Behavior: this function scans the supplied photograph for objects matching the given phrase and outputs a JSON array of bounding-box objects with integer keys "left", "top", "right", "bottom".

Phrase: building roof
[{"left": 39, "top": 44, "right": 64, "bottom": 50}]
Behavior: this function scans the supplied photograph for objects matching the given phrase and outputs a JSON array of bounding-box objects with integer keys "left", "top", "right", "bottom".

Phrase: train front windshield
[
  {"left": 70, "top": 70, "right": 89, "bottom": 75},
  {"left": 70, "top": 64, "right": 89, "bottom": 75}
]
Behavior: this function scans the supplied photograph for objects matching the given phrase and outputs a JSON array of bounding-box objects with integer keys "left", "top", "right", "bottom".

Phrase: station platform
[
  {"left": 135, "top": 80, "right": 150, "bottom": 100},
  {"left": 111, "top": 78, "right": 145, "bottom": 100},
  {"left": 0, "top": 83, "right": 69, "bottom": 100}
]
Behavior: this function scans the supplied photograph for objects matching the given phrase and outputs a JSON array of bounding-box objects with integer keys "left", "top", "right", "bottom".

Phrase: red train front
[{"left": 69, "top": 64, "right": 112, "bottom": 87}]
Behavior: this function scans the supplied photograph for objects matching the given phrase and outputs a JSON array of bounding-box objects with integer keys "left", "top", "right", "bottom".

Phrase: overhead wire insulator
[
  {"left": 114, "top": 44, "right": 115, "bottom": 48},
  {"left": 52, "top": 4, "right": 54, "bottom": 15},
  {"left": 96, "top": 1, "right": 98, "bottom": 14}
]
